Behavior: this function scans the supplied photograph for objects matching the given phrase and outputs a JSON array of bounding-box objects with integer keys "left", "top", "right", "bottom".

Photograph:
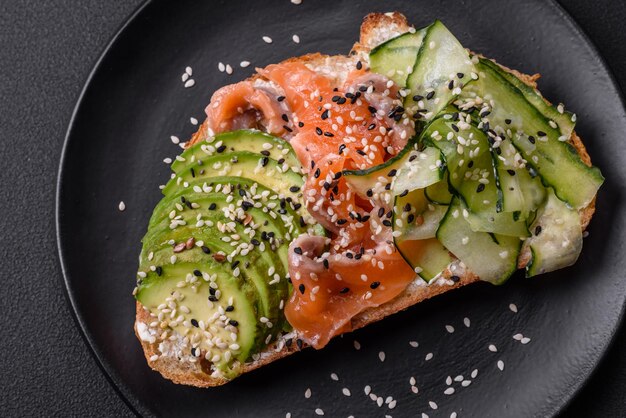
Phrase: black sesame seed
[
  {"left": 294, "top": 247, "right": 303, "bottom": 255},
  {"left": 321, "top": 109, "right": 329, "bottom": 120},
  {"left": 368, "top": 106, "right": 377, "bottom": 114},
  {"left": 283, "top": 125, "right": 293, "bottom": 133},
  {"left": 209, "top": 203, "right": 217, "bottom": 210},
  {"left": 535, "top": 225, "right": 542, "bottom": 236},
  {"left": 324, "top": 131, "right": 334, "bottom": 137},
  {"left": 216, "top": 145, "right": 227, "bottom": 153},
  {"left": 345, "top": 252, "right": 353, "bottom": 259},
  {"left": 298, "top": 284, "right": 305, "bottom": 294},
  {"left": 426, "top": 91, "right": 435, "bottom": 100},
  {"left": 225, "top": 305, "right": 234, "bottom": 312},
  {"left": 191, "top": 319, "right": 199, "bottom": 327},
  {"left": 298, "top": 121, "right": 304, "bottom": 128},
  {"left": 261, "top": 156, "right": 269, "bottom": 167},
  {"left": 156, "top": 266, "right": 163, "bottom": 276},
  {"left": 382, "top": 219, "right": 392, "bottom": 227},
  {"left": 528, "top": 135, "right": 536, "bottom": 144},
  {"left": 366, "top": 189, "right": 373, "bottom": 197},
  {"left": 450, "top": 275, "right": 460, "bottom": 283},
  {"left": 314, "top": 168, "right": 321, "bottom": 178},
  {"left": 448, "top": 80, "right": 455, "bottom": 90},
  {"left": 407, "top": 214, "right": 415, "bottom": 224},
  {"left": 357, "top": 149, "right": 366, "bottom": 156},
  {"left": 507, "top": 169, "right": 516, "bottom": 176},
  {"left": 340, "top": 287, "right": 350, "bottom": 294},
  {"left": 208, "top": 295, "right": 218, "bottom": 302},
  {"left": 277, "top": 95, "right": 285, "bottom": 102},
  {"left": 229, "top": 319, "right": 239, "bottom": 327},
  {"left": 281, "top": 113, "right": 289, "bottom": 122},
  {"left": 505, "top": 118, "right": 512, "bottom": 124},
  {"left": 457, "top": 72, "right": 465, "bottom": 79},
  {"left": 260, "top": 150, "right": 270, "bottom": 156},
  {"left": 193, "top": 269, "right": 202, "bottom": 277},
  {"left": 315, "top": 127, "right": 323, "bottom": 135},
  {"left": 337, "top": 218, "right": 347, "bottom": 225},
  {"left": 468, "top": 160, "right": 474, "bottom": 168},
  {"left": 190, "top": 167, "right": 195, "bottom": 178},
  {"left": 413, "top": 95, "right": 424, "bottom": 101},
  {"left": 289, "top": 185, "right": 300, "bottom": 193},
  {"left": 378, "top": 207, "right": 385, "bottom": 218},
  {"left": 399, "top": 189, "right": 409, "bottom": 197},
  {"left": 476, "top": 183, "right": 486, "bottom": 193},
  {"left": 537, "top": 131, "right": 547, "bottom": 137},
  {"left": 323, "top": 259, "right": 329, "bottom": 269},
  {"left": 388, "top": 169, "right": 397, "bottom": 177},
  {"left": 368, "top": 123, "right": 376, "bottom": 130},
  {"left": 296, "top": 338, "right": 303, "bottom": 350},
  {"left": 356, "top": 60, "right": 363, "bottom": 70},
  {"left": 370, "top": 281, "right": 380, "bottom": 289}
]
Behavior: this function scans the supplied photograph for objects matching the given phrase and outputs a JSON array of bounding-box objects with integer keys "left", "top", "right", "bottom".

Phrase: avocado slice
[
  {"left": 136, "top": 257, "right": 261, "bottom": 379},
  {"left": 162, "top": 151, "right": 305, "bottom": 201},
  {"left": 172, "top": 129, "right": 301, "bottom": 175}
]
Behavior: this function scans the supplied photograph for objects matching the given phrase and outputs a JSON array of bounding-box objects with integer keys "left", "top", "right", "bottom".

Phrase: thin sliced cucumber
[
  {"left": 462, "top": 58, "right": 603, "bottom": 209},
  {"left": 395, "top": 237, "right": 453, "bottom": 282},
  {"left": 437, "top": 198, "right": 521, "bottom": 284},
  {"left": 405, "top": 20, "right": 475, "bottom": 120},
  {"left": 369, "top": 30, "right": 426, "bottom": 87},
  {"left": 393, "top": 188, "right": 447, "bottom": 240},
  {"left": 424, "top": 177, "right": 453, "bottom": 205},
  {"left": 480, "top": 58, "right": 576, "bottom": 139},
  {"left": 525, "top": 188, "right": 582, "bottom": 277}
]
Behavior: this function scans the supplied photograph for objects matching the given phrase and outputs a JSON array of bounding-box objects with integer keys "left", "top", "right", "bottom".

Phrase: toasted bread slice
[{"left": 135, "top": 12, "right": 597, "bottom": 387}]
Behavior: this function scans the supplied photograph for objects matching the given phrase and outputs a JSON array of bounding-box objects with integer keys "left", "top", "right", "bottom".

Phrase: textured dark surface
[{"left": 1, "top": 0, "right": 625, "bottom": 417}]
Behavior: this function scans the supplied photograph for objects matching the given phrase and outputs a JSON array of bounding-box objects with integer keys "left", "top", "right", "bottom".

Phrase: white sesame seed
[
  {"left": 463, "top": 317, "right": 470, "bottom": 327},
  {"left": 218, "top": 62, "right": 225, "bottom": 72},
  {"left": 509, "top": 303, "right": 518, "bottom": 313},
  {"left": 342, "top": 387, "right": 351, "bottom": 396},
  {"left": 118, "top": 201, "right": 126, "bottom": 211},
  {"left": 182, "top": 73, "right": 189, "bottom": 82},
  {"left": 521, "top": 337, "right": 531, "bottom": 344},
  {"left": 513, "top": 333, "right": 524, "bottom": 341},
  {"left": 184, "top": 79, "right": 195, "bottom": 88},
  {"left": 411, "top": 385, "right": 419, "bottom": 394},
  {"left": 149, "top": 354, "right": 159, "bottom": 362},
  {"left": 315, "top": 408, "right": 324, "bottom": 416},
  {"left": 330, "top": 373, "right": 339, "bottom": 381},
  {"left": 286, "top": 413, "right": 291, "bottom": 418},
  {"left": 429, "top": 401, "right": 438, "bottom": 410},
  {"left": 461, "top": 380, "right": 472, "bottom": 387},
  {"left": 444, "top": 387, "right": 455, "bottom": 395},
  {"left": 163, "top": 157, "right": 172, "bottom": 164},
  {"left": 240, "top": 61, "right": 250, "bottom": 68},
  {"left": 292, "top": 34, "right": 300, "bottom": 43},
  {"left": 425, "top": 352, "right": 433, "bottom": 361},
  {"left": 409, "top": 341, "right": 418, "bottom": 348},
  {"left": 170, "top": 135, "right": 180, "bottom": 144},
  {"left": 379, "top": 351, "right": 386, "bottom": 362},
  {"left": 190, "top": 117, "right": 198, "bottom": 125},
  {"left": 226, "top": 64, "right": 233, "bottom": 75},
  {"left": 353, "top": 340, "right": 361, "bottom": 350},
  {"left": 497, "top": 360, "right": 505, "bottom": 371},
  {"left": 451, "top": 413, "right": 458, "bottom": 418},
  {"left": 410, "top": 376, "right": 416, "bottom": 385},
  {"left": 305, "top": 388, "right": 311, "bottom": 398},
  {"left": 471, "top": 369, "right": 478, "bottom": 378},
  {"left": 488, "top": 344, "right": 497, "bottom": 352},
  {"left": 445, "top": 325, "right": 455, "bottom": 333},
  {"left": 377, "top": 397, "right": 384, "bottom": 407},
  {"left": 262, "top": 36, "right": 273, "bottom": 43},
  {"left": 291, "top": 0, "right": 302, "bottom": 4},
  {"left": 446, "top": 376, "right": 452, "bottom": 385},
  {"left": 422, "top": 413, "right": 429, "bottom": 418},
  {"left": 388, "top": 400, "right": 397, "bottom": 409}
]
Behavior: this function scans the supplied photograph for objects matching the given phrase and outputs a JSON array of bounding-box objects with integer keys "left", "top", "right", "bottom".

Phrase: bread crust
[{"left": 136, "top": 12, "right": 597, "bottom": 387}]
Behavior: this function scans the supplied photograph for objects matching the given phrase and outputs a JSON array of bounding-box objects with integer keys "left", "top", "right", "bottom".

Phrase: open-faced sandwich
[{"left": 133, "top": 12, "right": 604, "bottom": 386}]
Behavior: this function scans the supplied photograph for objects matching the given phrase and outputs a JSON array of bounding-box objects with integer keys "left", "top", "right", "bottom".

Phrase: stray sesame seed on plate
[
  {"left": 240, "top": 61, "right": 251, "bottom": 68},
  {"left": 118, "top": 201, "right": 126, "bottom": 211},
  {"left": 292, "top": 34, "right": 300, "bottom": 44},
  {"left": 521, "top": 337, "right": 531, "bottom": 344},
  {"left": 513, "top": 333, "right": 524, "bottom": 341},
  {"left": 509, "top": 303, "right": 518, "bottom": 313},
  {"left": 461, "top": 380, "right": 472, "bottom": 387},
  {"left": 170, "top": 135, "right": 180, "bottom": 144},
  {"left": 411, "top": 385, "right": 419, "bottom": 394},
  {"left": 409, "top": 376, "right": 416, "bottom": 385},
  {"left": 471, "top": 368, "right": 478, "bottom": 378},
  {"left": 429, "top": 401, "right": 438, "bottom": 410},
  {"left": 305, "top": 388, "right": 311, "bottom": 398},
  {"left": 463, "top": 317, "right": 471, "bottom": 327},
  {"left": 422, "top": 413, "right": 429, "bottom": 418},
  {"left": 163, "top": 157, "right": 172, "bottom": 164},
  {"left": 190, "top": 117, "right": 198, "bottom": 125},
  {"left": 315, "top": 408, "right": 324, "bottom": 416},
  {"left": 488, "top": 344, "right": 498, "bottom": 352},
  {"left": 425, "top": 352, "right": 433, "bottom": 361},
  {"left": 445, "top": 325, "right": 455, "bottom": 333},
  {"left": 446, "top": 376, "right": 452, "bottom": 385},
  {"left": 226, "top": 64, "right": 233, "bottom": 75},
  {"left": 184, "top": 79, "right": 195, "bottom": 88},
  {"left": 342, "top": 387, "right": 351, "bottom": 396},
  {"left": 218, "top": 62, "right": 225, "bottom": 72},
  {"left": 497, "top": 360, "right": 505, "bottom": 371},
  {"left": 181, "top": 73, "right": 189, "bottom": 82},
  {"left": 330, "top": 372, "right": 338, "bottom": 381},
  {"left": 444, "top": 387, "right": 455, "bottom": 395},
  {"left": 285, "top": 413, "right": 291, "bottom": 418},
  {"left": 451, "top": 413, "right": 458, "bottom": 418},
  {"left": 262, "top": 36, "right": 273, "bottom": 43},
  {"left": 185, "top": 66, "right": 192, "bottom": 76},
  {"left": 353, "top": 340, "right": 361, "bottom": 350},
  {"left": 291, "top": 0, "right": 302, "bottom": 4},
  {"left": 364, "top": 385, "right": 371, "bottom": 395},
  {"left": 379, "top": 351, "right": 386, "bottom": 362},
  {"left": 149, "top": 354, "right": 159, "bottom": 361},
  {"left": 409, "top": 341, "right": 418, "bottom": 348},
  {"left": 388, "top": 399, "right": 397, "bottom": 409}
]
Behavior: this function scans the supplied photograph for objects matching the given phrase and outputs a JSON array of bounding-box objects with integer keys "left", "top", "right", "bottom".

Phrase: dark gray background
[{"left": 0, "top": 1, "right": 623, "bottom": 416}]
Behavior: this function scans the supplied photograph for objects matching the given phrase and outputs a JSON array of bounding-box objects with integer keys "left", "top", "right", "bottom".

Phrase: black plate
[{"left": 57, "top": 0, "right": 626, "bottom": 416}]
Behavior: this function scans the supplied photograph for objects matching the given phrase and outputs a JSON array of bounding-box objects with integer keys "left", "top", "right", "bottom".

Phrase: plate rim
[{"left": 54, "top": 0, "right": 626, "bottom": 416}]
